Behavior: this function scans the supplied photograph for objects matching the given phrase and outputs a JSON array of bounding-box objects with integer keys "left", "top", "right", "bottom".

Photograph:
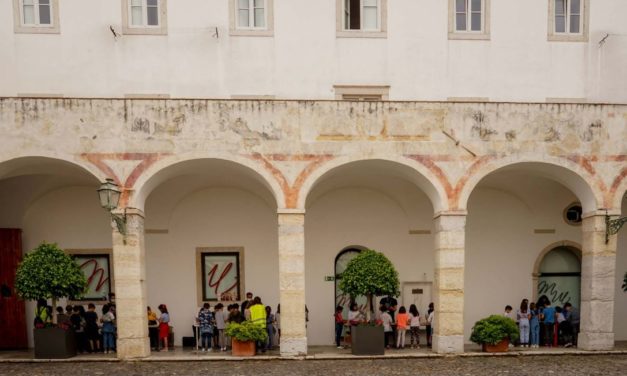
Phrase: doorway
[{"left": 402, "top": 281, "right": 432, "bottom": 317}]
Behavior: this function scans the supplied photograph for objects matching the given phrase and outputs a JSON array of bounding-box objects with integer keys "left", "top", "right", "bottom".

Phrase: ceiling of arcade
[{"left": 0, "top": 98, "right": 625, "bottom": 211}]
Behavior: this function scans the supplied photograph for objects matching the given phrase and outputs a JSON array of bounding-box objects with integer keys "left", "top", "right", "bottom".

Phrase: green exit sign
[{"left": 324, "top": 276, "right": 335, "bottom": 281}]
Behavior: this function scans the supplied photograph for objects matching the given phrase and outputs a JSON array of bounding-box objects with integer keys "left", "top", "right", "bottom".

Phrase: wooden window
[
  {"left": 230, "top": 0, "right": 274, "bottom": 36},
  {"left": 548, "top": 0, "right": 588, "bottom": 42},
  {"left": 13, "top": 0, "right": 59, "bottom": 34},
  {"left": 122, "top": 0, "right": 168, "bottom": 35},
  {"left": 337, "top": 0, "right": 387, "bottom": 38},
  {"left": 448, "top": 0, "right": 490, "bottom": 40}
]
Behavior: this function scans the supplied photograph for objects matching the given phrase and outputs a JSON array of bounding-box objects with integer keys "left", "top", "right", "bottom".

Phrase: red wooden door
[{"left": 0, "top": 229, "right": 28, "bottom": 349}]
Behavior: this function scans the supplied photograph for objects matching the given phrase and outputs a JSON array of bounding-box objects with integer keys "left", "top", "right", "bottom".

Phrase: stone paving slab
[{"left": 0, "top": 355, "right": 626, "bottom": 376}]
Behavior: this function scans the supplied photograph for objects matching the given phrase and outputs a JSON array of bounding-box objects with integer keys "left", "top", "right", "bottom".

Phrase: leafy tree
[
  {"left": 338, "top": 249, "right": 400, "bottom": 321},
  {"left": 15, "top": 242, "right": 87, "bottom": 323}
]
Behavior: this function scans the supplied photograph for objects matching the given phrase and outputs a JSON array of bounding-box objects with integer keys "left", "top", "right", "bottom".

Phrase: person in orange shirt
[{"left": 395, "top": 306, "right": 409, "bottom": 349}]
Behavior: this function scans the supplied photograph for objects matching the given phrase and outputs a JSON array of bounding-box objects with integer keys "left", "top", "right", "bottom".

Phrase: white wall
[
  {"left": 1, "top": 0, "right": 626, "bottom": 102},
  {"left": 145, "top": 186, "right": 279, "bottom": 345}
]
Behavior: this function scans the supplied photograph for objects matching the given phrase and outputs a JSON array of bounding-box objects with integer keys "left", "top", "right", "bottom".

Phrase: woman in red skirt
[{"left": 158, "top": 304, "right": 171, "bottom": 351}]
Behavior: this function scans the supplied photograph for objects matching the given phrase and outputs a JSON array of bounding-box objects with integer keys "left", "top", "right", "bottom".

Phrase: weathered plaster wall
[{"left": 1, "top": 1, "right": 626, "bottom": 102}]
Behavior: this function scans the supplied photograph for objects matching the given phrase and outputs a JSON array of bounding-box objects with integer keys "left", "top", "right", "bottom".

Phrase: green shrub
[
  {"left": 225, "top": 320, "right": 268, "bottom": 342},
  {"left": 470, "top": 315, "right": 520, "bottom": 345},
  {"left": 15, "top": 242, "right": 87, "bottom": 320}
]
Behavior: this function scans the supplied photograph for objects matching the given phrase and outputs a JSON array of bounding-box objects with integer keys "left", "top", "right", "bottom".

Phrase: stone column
[
  {"left": 432, "top": 211, "right": 466, "bottom": 354},
  {"left": 111, "top": 208, "right": 150, "bottom": 359},
  {"left": 277, "top": 210, "right": 307, "bottom": 356},
  {"left": 578, "top": 212, "right": 617, "bottom": 350}
]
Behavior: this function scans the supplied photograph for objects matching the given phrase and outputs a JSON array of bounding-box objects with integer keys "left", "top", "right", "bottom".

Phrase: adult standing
[
  {"left": 249, "top": 297, "right": 267, "bottom": 353},
  {"left": 541, "top": 298, "right": 556, "bottom": 347},
  {"left": 197, "top": 303, "right": 214, "bottom": 352},
  {"left": 84, "top": 303, "right": 100, "bottom": 353},
  {"left": 564, "top": 302, "right": 580, "bottom": 347}
]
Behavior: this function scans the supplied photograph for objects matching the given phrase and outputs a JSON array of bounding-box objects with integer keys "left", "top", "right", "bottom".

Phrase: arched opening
[
  {"left": 536, "top": 245, "right": 582, "bottom": 308},
  {"left": 304, "top": 159, "right": 440, "bottom": 346},
  {"left": 464, "top": 162, "right": 594, "bottom": 343},
  {"left": 334, "top": 247, "right": 366, "bottom": 321},
  {"left": 0, "top": 157, "right": 110, "bottom": 349},
  {"left": 139, "top": 158, "right": 280, "bottom": 349}
]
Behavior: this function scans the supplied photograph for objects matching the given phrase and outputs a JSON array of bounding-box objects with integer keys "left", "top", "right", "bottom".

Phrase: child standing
[
  {"left": 84, "top": 303, "right": 100, "bottom": 353},
  {"left": 265, "top": 306, "right": 275, "bottom": 350},
  {"left": 380, "top": 307, "right": 393, "bottom": 349},
  {"left": 529, "top": 302, "right": 540, "bottom": 348},
  {"left": 214, "top": 303, "right": 227, "bottom": 351},
  {"left": 101, "top": 304, "right": 116, "bottom": 354},
  {"left": 158, "top": 304, "right": 171, "bottom": 351},
  {"left": 426, "top": 303, "right": 434, "bottom": 347},
  {"left": 197, "top": 303, "right": 213, "bottom": 352},
  {"left": 334, "top": 306, "right": 344, "bottom": 349},
  {"left": 517, "top": 300, "right": 530, "bottom": 347},
  {"left": 541, "top": 299, "right": 556, "bottom": 347},
  {"left": 408, "top": 304, "right": 420, "bottom": 349},
  {"left": 395, "top": 306, "right": 409, "bottom": 349}
]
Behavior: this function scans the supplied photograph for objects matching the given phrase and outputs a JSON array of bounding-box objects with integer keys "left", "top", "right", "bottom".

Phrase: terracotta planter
[
  {"left": 231, "top": 339, "right": 256, "bottom": 356},
  {"left": 482, "top": 339, "right": 509, "bottom": 353}
]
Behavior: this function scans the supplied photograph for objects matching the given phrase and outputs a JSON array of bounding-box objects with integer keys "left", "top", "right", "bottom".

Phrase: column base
[
  {"left": 578, "top": 332, "right": 614, "bottom": 350},
  {"left": 432, "top": 335, "right": 464, "bottom": 354},
  {"left": 280, "top": 337, "right": 307, "bottom": 356},
  {"left": 116, "top": 337, "right": 151, "bottom": 359}
]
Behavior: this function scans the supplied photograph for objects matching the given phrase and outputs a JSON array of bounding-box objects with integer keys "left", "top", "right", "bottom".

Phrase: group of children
[
  {"left": 34, "top": 298, "right": 117, "bottom": 354},
  {"left": 503, "top": 296, "right": 580, "bottom": 348},
  {"left": 335, "top": 301, "right": 435, "bottom": 349},
  {"left": 193, "top": 293, "right": 281, "bottom": 353}
]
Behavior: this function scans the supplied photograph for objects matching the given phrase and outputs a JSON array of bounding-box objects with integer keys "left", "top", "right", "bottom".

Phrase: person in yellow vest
[
  {"left": 249, "top": 296, "right": 267, "bottom": 353},
  {"left": 34, "top": 298, "right": 51, "bottom": 327}
]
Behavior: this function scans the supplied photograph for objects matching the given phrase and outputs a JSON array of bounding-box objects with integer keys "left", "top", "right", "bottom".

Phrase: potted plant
[
  {"left": 225, "top": 320, "right": 268, "bottom": 356},
  {"left": 15, "top": 242, "right": 87, "bottom": 359},
  {"left": 338, "top": 249, "right": 400, "bottom": 355},
  {"left": 470, "top": 315, "right": 520, "bottom": 353}
]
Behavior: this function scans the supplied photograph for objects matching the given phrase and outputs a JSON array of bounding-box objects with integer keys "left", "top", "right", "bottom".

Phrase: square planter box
[
  {"left": 482, "top": 339, "right": 509, "bottom": 353},
  {"left": 34, "top": 327, "right": 77, "bottom": 359},
  {"left": 351, "top": 325, "right": 384, "bottom": 355}
]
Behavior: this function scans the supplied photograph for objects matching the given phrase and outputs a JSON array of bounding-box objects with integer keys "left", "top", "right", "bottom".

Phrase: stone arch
[
  {"left": 611, "top": 169, "right": 627, "bottom": 212},
  {"left": 0, "top": 154, "right": 106, "bottom": 183},
  {"left": 130, "top": 153, "right": 286, "bottom": 211},
  {"left": 458, "top": 155, "right": 602, "bottom": 213},
  {"left": 298, "top": 155, "right": 449, "bottom": 212}
]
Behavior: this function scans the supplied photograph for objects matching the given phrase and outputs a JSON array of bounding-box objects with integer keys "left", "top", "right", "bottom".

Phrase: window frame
[
  {"left": 336, "top": 0, "right": 387, "bottom": 39},
  {"left": 66, "top": 249, "right": 114, "bottom": 305},
  {"left": 122, "top": 0, "right": 168, "bottom": 36},
  {"left": 13, "top": 0, "right": 60, "bottom": 34},
  {"left": 334, "top": 85, "right": 390, "bottom": 100},
  {"left": 448, "top": 0, "right": 490, "bottom": 40},
  {"left": 548, "top": 0, "right": 589, "bottom": 42},
  {"left": 229, "top": 0, "right": 274, "bottom": 37}
]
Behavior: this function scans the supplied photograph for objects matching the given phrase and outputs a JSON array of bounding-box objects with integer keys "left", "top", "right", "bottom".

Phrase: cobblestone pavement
[{"left": 0, "top": 355, "right": 626, "bottom": 376}]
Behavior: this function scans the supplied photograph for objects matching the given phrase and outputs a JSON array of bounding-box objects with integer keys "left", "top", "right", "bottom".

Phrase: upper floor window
[
  {"left": 122, "top": 0, "right": 168, "bottom": 35},
  {"left": 229, "top": 0, "right": 274, "bottom": 36},
  {"left": 237, "top": 0, "right": 266, "bottom": 29},
  {"left": 13, "top": 0, "right": 59, "bottom": 34},
  {"left": 448, "top": 0, "right": 490, "bottom": 40},
  {"left": 336, "top": 0, "right": 387, "bottom": 38},
  {"left": 549, "top": 0, "right": 588, "bottom": 41}
]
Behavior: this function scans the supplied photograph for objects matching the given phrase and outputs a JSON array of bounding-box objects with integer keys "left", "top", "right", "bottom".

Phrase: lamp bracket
[{"left": 605, "top": 213, "right": 627, "bottom": 244}]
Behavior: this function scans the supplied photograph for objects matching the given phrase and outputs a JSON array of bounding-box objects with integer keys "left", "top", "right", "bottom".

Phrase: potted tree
[
  {"left": 15, "top": 242, "right": 87, "bottom": 359},
  {"left": 339, "top": 249, "right": 399, "bottom": 355},
  {"left": 225, "top": 320, "right": 268, "bottom": 356},
  {"left": 470, "top": 315, "right": 520, "bottom": 353}
]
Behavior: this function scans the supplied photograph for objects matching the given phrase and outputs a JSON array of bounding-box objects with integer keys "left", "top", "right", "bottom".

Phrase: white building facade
[{"left": 0, "top": 0, "right": 626, "bottom": 358}]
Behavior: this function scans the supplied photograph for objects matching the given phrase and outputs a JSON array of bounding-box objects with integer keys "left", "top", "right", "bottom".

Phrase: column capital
[
  {"left": 582, "top": 208, "right": 621, "bottom": 219},
  {"left": 112, "top": 207, "right": 145, "bottom": 218},
  {"left": 277, "top": 208, "right": 306, "bottom": 215},
  {"left": 433, "top": 210, "right": 467, "bottom": 219}
]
